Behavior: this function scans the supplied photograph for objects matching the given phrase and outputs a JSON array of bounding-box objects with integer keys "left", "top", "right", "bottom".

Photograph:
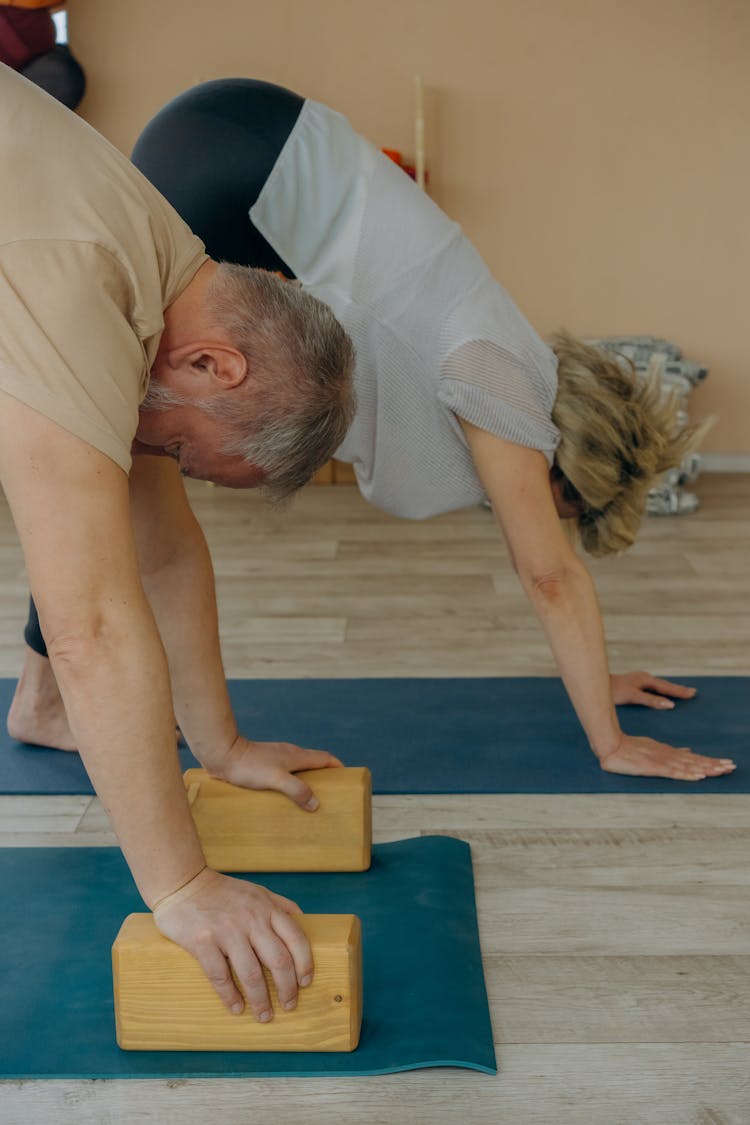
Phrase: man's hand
[
  {"left": 611, "top": 671, "right": 698, "bottom": 709},
  {"left": 154, "top": 868, "right": 312, "bottom": 1019},
  {"left": 598, "top": 733, "right": 735, "bottom": 781},
  {"left": 209, "top": 736, "right": 343, "bottom": 811}
]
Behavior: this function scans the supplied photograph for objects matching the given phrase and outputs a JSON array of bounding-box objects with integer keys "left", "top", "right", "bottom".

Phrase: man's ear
[{"left": 168, "top": 343, "right": 248, "bottom": 389}]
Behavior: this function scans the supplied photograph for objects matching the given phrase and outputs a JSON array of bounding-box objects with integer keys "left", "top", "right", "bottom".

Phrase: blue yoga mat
[
  {"left": 0, "top": 676, "right": 747, "bottom": 795},
  {"left": 0, "top": 837, "right": 495, "bottom": 1078}
]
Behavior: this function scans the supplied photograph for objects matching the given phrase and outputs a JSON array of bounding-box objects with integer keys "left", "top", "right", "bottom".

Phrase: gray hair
[{"left": 144, "top": 264, "right": 356, "bottom": 499}]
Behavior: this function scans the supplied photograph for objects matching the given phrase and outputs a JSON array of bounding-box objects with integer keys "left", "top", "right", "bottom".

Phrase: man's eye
[{"left": 165, "top": 444, "right": 181, "bottom": 459}]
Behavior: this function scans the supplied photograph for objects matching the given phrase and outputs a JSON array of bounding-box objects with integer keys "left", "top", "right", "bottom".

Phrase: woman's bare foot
[{"left": 6, "top": 646, "right": 77, "bottom": 751}]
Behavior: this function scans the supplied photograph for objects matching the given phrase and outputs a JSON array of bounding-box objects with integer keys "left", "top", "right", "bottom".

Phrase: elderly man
[{"left": 0, "top": 65, "right": 355, "bottom": 1019}]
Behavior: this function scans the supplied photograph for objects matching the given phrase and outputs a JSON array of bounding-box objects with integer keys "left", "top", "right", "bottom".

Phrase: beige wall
[{"left": 67, "top": 0, "right": 749, "bottom": 453}]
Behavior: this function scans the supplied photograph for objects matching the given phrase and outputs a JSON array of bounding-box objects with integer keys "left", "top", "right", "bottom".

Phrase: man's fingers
[
  {"left": 219, "top": 740, "right": 345, "bottom": 799},
  {"left": 271, "top": 908, "right": 315, "bottom": 990},
  {"left": 153, "top": 875, "right": 314, "bottom": 1020},
  {"left": 274, "top": 771, "right": 320, "bottom": 811},
  {"left": 193, "top": 935, "right": 245, "bottom": 1014},
  {"left": 280, "top": 746, "right": 345, "bottom": 806},
  {"left": 220, "top": 933, "right": 279, "bottom": 1021},
  {"left": 277, "top": 749, "right": 344, "bottom": 809},
  {"left": 272, "top": 892, "right": 304, "bottom": 916},
  {"left": 248, "top": 924, "right": 301, "bottom": 1012},
  {"left": 296, "top": 747, "right": 344, "bottom": 770}
]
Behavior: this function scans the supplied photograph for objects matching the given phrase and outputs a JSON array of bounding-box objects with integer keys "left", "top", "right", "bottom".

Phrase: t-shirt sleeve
[
  {"left": 438, "top": 338, "right": 560, "bottom": 462},
  {"left": 0, "top": 240, "right": 149, "bottom": 472},
  {"left": 436, "top": 277, "right": 561, "bottom": 463}
]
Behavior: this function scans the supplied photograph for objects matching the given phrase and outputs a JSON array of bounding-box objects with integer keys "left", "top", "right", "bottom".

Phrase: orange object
[{"left": 380, "top": 148, "right": 427, "bottom": 184}]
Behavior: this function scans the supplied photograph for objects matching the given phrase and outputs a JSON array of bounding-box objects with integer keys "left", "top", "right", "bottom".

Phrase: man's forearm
[
  {"left": 49, "top": 606, "right": 207, "bottom": 906},
  {"left": 140, "top": 526, "right": 238, "bottom": 770},
  {"left": 0, "top": 404, "right": 210, "bottom": 908}
]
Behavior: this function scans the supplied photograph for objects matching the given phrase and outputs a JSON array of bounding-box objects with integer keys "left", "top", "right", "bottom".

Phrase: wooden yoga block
[
  {"left": 113, "top": 913, "right": 362, "bottom": 1051},
  {"left": 183, "top": 766, "right": 372, "bottom": 872}
]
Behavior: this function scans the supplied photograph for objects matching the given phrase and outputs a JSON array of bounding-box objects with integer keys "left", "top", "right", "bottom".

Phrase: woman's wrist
[{"left": 589, "top": 728, "right": 624, "bottom": 761}]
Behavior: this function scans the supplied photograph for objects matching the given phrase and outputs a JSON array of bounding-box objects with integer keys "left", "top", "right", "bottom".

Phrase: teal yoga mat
[
  {"left": 0, "top": 676, "right": 746, "bottom": 795},
  {"left": 0, "top": 837, "right": 496, "bottom": 1078}
]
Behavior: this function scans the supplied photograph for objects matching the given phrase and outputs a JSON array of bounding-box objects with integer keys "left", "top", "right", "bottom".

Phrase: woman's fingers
[
  {"left": 630, "top": 689, "right": 676, "bottom": 710},
  {"left": 645, "top": 676, "right": 697, "bottom": 700},
  {"left": 600, "top": 736, "right": 736, "bottom": 781},
  {"left": 612, "top": 671, "right": 698, "bottom": 707}
]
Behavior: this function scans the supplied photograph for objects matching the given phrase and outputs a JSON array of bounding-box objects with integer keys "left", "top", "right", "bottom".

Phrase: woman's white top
[{"left": 251, "top": 98, "right": 559, "bottom": 519}]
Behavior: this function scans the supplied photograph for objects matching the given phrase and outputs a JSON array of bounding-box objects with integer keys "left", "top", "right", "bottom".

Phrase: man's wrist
[
  {"left": 150, "top": 864, "right": 216, "bottom": 914},
  {"left": 191, "top": 727, "right": 240, "bottom": 773}
]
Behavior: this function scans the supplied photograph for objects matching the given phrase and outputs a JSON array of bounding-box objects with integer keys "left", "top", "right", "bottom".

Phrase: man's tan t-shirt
[{"left": 0, "top": 65, "right": 209, "bottom": 472}]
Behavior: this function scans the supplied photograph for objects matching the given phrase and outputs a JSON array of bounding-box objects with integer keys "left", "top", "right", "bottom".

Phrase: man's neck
[{"left": 160, "top": 259, "right": 219, "bottom": 349}]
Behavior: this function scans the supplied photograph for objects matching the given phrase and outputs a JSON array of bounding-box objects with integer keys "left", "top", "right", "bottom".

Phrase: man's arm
[
  {"left": 128, "top": 453, "right": 341, "bottom": 807},
  {"left": 0, "top": 393, "right": 313, "bottom": 1016},
  {"left": 460, "top": 419, "right": 734, "bottom": 781}
]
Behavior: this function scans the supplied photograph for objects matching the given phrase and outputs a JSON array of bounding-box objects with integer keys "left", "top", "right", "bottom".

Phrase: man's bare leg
[{"left": 7, "top": 645, "right": 77, "bottom": 751}]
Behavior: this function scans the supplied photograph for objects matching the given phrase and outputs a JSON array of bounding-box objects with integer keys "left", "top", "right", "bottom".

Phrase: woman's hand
[
  {"left": 611, "top": 671, "right": 697, "bottom": 709},
  {"left": 209, "top": 736, "right": 343, "bottom": 810},
  {"left": 153, "top": 867, "right": 313, "bottom": 1019},
  {"left": 598, "top": 733, "right": 735, "bottom": 781}
]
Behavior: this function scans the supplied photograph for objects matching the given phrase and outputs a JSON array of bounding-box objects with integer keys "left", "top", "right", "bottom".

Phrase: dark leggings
[{"left": 24, "top": 77, "right": 305, "bottom": 658}]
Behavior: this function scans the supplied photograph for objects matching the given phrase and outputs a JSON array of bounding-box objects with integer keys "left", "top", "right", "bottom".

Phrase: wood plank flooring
[{"left": 1, "top": 473, "right": 749, "bottom": 1124}]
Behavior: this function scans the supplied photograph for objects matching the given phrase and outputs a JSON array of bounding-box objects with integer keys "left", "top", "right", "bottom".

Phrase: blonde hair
[{"left": 551, "top": 332, "right": 709, "bottom": 557}]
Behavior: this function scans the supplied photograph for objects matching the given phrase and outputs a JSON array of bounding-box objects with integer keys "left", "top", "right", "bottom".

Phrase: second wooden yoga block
[
  {"left": 183, "top": 766, "right": 372, "bottom": 871},
  {"left": 113, "top": 913, "right": 363, "bottom": 1051}
]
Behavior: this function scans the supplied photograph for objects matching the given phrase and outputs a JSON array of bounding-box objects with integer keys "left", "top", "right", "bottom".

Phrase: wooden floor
[{"left": 1, "top": 473, "right": 749, "bottom": 1125}]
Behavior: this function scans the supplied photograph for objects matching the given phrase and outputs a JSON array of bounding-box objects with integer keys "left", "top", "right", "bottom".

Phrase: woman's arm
[{"left": 460, "top": 419, "right": 734, "bottom": 781}]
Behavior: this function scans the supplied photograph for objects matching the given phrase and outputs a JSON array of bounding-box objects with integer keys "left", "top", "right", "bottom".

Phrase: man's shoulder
[{"left": 0, "top": 238, "right": 134, "bottom": 302}]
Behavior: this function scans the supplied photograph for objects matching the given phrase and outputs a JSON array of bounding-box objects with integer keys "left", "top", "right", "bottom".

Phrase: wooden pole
[{"left": 414, "top": 74, "right": 426, "bottom": 191}]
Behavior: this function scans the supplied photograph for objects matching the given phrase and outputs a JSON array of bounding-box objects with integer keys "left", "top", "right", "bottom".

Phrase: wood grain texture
[
  {"left": 112, "top": 913, "right": 362, "bottom": 1052},
  {"left": 183, "top": 766, "right": 372, "bottom": 871}
]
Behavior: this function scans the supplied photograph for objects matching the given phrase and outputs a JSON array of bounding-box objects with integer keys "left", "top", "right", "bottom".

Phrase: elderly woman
[{"left": 11, "top": 77, "right": 733, "bottom": 783}]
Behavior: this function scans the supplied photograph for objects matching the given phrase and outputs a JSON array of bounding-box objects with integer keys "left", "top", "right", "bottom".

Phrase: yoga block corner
[
  {"left": 112, "top": 912, "right": 363, "bottom": 1052},
  {"left": 183, "top": 766, "right": 372, "bottom": 872}
]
